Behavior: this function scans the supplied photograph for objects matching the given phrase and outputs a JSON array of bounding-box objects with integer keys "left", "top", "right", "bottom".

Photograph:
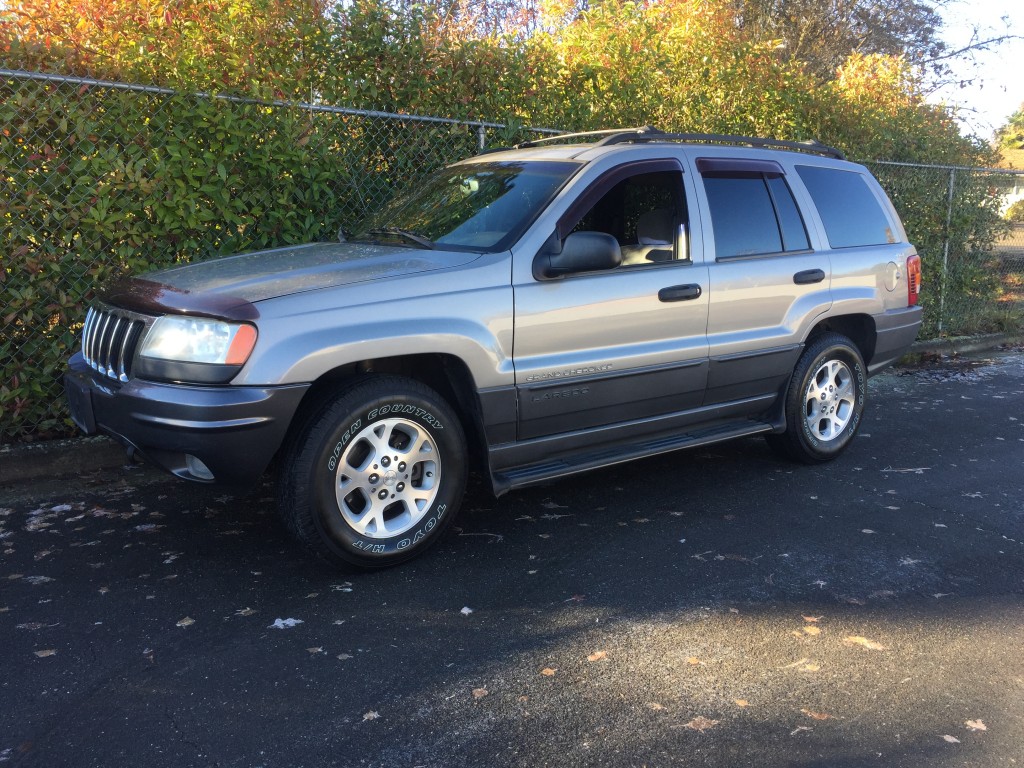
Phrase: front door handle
[
  {"left": 793, "top": 269, "right": 826, "bottom": 285},
  {"left": 658, "top": 284, "right": 702, "bottom": 302}
]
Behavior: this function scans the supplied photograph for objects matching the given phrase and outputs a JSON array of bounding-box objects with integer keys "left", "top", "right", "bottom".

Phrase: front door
[{"left": 513, "top": 160, "right": 710, "bottom": 440}]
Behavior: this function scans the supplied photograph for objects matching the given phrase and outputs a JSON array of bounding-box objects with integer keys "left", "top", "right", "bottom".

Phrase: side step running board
[{"left": 493, "top": 421, "right": 773, "bottom": 493}]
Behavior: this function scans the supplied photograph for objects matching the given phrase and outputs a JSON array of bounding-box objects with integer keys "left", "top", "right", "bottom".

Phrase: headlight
[{"left": 140, "top": 316, "right": 257, "bottom": 365}]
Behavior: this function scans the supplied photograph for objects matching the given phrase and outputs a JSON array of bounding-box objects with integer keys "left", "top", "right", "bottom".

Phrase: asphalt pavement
[{"left": 2, "top": 349, "right": 1023, "bottom": 767}]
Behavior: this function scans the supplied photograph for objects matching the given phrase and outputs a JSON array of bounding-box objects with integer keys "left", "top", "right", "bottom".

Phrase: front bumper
[{"left": 65, "top": 353, "right": 309, "bottom": 486}]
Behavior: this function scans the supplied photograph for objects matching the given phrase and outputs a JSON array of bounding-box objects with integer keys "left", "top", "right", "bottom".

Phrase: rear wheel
[
  {"left": 768, "top": 332, "right": 866, "bottom": 463},
  {"left": 278, "top": 375, "right": 467, "bottom": 570}
]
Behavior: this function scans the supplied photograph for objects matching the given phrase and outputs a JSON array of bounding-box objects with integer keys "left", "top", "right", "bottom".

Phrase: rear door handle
[
  {"left": 658, "top": 284, "right": 702, "bottom": 302},
  {"left": 793, "top": 269, "right": 825, "bottom": 285}
]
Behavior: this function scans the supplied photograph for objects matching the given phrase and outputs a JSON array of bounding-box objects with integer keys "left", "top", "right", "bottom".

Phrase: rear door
[{"left": 686, "top": 152, "right": 832, "bottom": 406}]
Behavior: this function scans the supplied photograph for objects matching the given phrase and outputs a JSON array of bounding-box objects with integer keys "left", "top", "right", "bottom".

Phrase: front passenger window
[{"left": 569, "top": 171, "right": 688, "bottom": 265}]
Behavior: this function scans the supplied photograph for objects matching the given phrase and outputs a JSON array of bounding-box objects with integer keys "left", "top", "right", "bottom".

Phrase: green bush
[
  {"left": 0, "top": 79, "right": 478, "bottom": 440},
  {"left": 1007, "top": 199, "right": 1024, "bottom": 223}
]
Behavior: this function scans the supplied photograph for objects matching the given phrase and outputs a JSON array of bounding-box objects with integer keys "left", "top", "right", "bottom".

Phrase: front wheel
[
  {"left": 278, "top": 375, "right": 467, "bottom": 570},
  {"left": 767, "top": 332, "right": 866, "bottom": 463}
]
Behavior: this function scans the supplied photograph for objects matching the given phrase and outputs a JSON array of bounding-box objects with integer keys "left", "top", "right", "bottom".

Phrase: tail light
[{"left": 906, "top": 254, "right": 922, "bottom": 306}]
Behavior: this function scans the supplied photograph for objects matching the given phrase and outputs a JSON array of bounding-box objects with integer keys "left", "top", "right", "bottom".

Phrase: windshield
[{"left": 352, "top": 160, "right": 580, "bottom": 252}]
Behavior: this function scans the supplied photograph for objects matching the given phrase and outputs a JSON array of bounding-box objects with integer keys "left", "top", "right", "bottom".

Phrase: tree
[
  {"left": 998, "top": 104, "right": 1024, "bottom": 150},
  {"left": 731, "top": 0, "right": 946, "bottom": 80}
]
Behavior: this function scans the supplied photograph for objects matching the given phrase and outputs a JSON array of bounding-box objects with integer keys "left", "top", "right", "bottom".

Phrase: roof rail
[
  {"left": 515, "top": 126, "right": 846, "bottom": 161},
  {"left": 514, "top": 126, "right": 663, "bottom": 149}
]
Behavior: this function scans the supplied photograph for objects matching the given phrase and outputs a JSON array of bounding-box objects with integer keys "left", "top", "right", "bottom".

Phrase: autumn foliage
[
  {"left": 0, "top": 0, "right": 991, "bottom": 164},
  {"left": 0, "top": 0, "right": 1005, "bottom": 440}
]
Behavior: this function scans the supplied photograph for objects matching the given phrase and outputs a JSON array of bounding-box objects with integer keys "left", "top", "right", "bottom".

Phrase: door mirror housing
[{"left": 533, "top": 231, "right": 622, "bottom": 279}]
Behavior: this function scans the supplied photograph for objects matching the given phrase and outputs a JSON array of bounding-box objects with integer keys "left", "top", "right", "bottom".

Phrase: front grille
[{"left": 81, "top": 306, "right": 148, "bottom": 382}]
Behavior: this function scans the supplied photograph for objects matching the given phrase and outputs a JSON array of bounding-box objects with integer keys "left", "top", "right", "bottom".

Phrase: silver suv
[{"left": 65, "top": 128, "right": 923, "bottom": 569}]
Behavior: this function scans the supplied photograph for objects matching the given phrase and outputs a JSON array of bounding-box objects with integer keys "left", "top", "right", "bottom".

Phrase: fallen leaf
[
  {"left": 964, "top": 719, "right": 987, "bottom": 732},
  {"left": 362, "top": 711, "right": 380, "bottom": 722},
  {"left": 942, "top": 735, "right": 960, "bottom": 744},
  {"left": 843, "top": 636, "right": 886, "bottom": 651},
  {"left": 306, "top": 647, "right": 323, "bottom": 654},
  {"left": 802, "top": 663, "right": 821, "bottom": 672},
  {"left": 803, "top": 626, "right": 821, "bottom": 636},
  {"left": 782, "top": 658, "right": 810, "bottom": 669},
  {"left": 734, "top": 699, "right": 749, "bottom": 708},
  {"left": 472, "top": 688, "right": 488, "bottom": 699},
  {"left": 791, "top": 725, "right": 813, "bottom": 736},
  {"left": 235, "top": 608, "right": 256, "bottom": 617},
  {"left": 687, "top": 656, "right": 701, "bottom": 665},
  {"left": 460, "top": 606, "right": 474, "bottom": 616},
  {"left": 269, "top": 618, "right": 303, "bottom": 629},
  {"left": 587, "top": 651, "right": 607, "bottom": 662},
  {"left": 801, "top": 709, "right": 833, "bottom": 720},
  {"left": 336, "top": 653, "right": 353, "bottom": 660},
  {"left": 648, "top": 702, "right": 666, "bottom": 711},
  {"left": 176, "top": 617, "right": 195, "bottom": 627},
  {"left": 683, "top": 716, "right": 719, "bottom": 733},
  {"left": 34, "top": 649, "right": 57, "bottom": 658},
  {"left": 541, "top": 667, "right": 557, "bottom": 677},
  {"left": 802, "top": 616, "right": 821, "bottom": 623}
]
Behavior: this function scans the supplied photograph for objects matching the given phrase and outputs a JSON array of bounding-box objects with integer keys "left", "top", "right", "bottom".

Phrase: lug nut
[
  {"left": 369, "top": 473, "right": 380, "bottom": 484},
  {"left": 396, "top": 482, "right": 405, "bottom": 492},
  {"left": 398, "top": 462, "right": 407, "bottom": 472},
  {"left": 378, "top": 489, "right": 388, "bottom": 500},
  {"left": 381, "top": 456, "right": 391, "bottom": 467}
]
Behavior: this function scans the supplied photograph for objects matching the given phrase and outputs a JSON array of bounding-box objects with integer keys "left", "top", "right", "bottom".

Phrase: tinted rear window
[
  {"left": 702, "top": 174, "right": 783, "bottom": 257},
  {"left": 797, "top": 166, "right": 897, "bottom": 248}
]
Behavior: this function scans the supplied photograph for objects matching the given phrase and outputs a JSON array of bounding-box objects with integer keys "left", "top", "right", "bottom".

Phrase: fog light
[{"left": 185, "top": 454, "right": 214, "bottom": 481}]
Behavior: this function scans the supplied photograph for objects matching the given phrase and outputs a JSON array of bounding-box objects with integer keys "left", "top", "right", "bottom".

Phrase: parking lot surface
[{"left": 2, "top": 350, "right": 1023, "bottom": 767}]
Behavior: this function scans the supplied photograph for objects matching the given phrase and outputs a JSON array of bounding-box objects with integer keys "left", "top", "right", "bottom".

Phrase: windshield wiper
[{"left": 366, "top": 227, "right": 435, "bottom": 250}]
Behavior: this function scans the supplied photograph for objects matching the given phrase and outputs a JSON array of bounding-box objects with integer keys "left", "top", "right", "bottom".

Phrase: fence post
[
  {"left": 938, "top": 167, "right": 956, "bottom": 336},
  {"left": 477, "top": 124, "right": 486, "bottom": 151}
]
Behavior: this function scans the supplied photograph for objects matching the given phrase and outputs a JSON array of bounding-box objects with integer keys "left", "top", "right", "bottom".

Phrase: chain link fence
[
  {"left": 0, "top": 69, "right": 555, "bottom": 441},
  {"left": 866, "top": 161, "right": 1024, "bottom": 340},
  {"left": 3, "top": 68, "right": 1023, "bottom": 441}
]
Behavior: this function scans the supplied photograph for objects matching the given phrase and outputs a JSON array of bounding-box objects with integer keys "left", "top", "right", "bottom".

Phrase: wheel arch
[
  {"left": 805, "top": 314, "right": 876, "bottom": 364},
  {"left": 279, "top": 353, "right": 490, "bottom": 478}
]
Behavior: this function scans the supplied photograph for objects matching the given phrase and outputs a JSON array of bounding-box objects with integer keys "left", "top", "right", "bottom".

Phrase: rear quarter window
[{"left": 796, "top": 165, "right": 898, "bottom": 248}]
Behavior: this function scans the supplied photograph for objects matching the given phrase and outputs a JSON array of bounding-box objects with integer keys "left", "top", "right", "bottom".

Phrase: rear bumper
[
  {"left": 65, "top": 353, "right": 309, "bottom": 486},
  {"left": 868, "top": 306, "right": 923, "bottom": 375}
]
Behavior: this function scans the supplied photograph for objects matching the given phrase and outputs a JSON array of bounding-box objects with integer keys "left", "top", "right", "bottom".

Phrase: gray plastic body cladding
[
  {"left": 868, "top": 306, "right": 924, "bottom": 374},
  {"left": 518, "top": 359, "right": 708, "bottom": 440}
]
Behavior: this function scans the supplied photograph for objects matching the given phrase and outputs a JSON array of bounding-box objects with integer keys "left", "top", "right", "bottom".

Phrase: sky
[{"left": 933, "top": 0, "right": 1024, "bottom": 140}]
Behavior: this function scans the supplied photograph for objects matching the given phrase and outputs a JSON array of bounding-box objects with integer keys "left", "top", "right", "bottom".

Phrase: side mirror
[{"left": 533, "top": 231, "right": 622, "bottom": 279}]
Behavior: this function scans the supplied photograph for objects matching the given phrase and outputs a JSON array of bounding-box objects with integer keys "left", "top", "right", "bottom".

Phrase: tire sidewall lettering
[
  {"left": 368, "top": 403, "right": 444, "bottom": 431},
  {"left": 354, "top": 503, "right": 448, "bottom": 556}
]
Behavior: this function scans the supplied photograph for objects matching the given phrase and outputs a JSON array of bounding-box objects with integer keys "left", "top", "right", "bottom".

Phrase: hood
[{"left": 103, "top": 242, "right": 481, "bottom": 321}]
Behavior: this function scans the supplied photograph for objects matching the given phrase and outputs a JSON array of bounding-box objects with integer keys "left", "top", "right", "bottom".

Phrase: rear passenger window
[
  {"left": 701, "top": 171, "right": 809, "bottom": 258},
  {"left": 797, "top": 165, "right": 897, "bottom": 248}
]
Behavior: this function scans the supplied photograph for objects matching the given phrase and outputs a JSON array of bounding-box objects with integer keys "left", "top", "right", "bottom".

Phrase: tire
[
  {"left": 767, "top": 332, "right": 866, "bottom": 463},
  {"left": 278, "top": 375, "right": 468, "bottom": 570}
]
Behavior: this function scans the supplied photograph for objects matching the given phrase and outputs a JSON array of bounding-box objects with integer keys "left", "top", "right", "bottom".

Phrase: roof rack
[{"left": 515, "top": 126, "right": 846, "bottom": 161}]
